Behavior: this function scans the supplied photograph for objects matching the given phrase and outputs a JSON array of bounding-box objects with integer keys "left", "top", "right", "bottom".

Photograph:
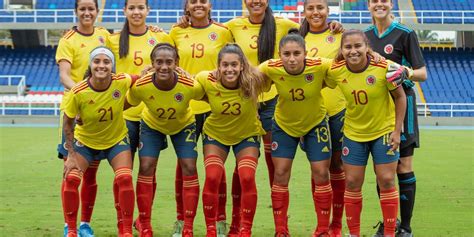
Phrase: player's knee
[
  {"left": 397, "top": 157, "right": 413, "bottom": 173},
  {"left": 377, "top": 174, "right": 396, "bottom": 190},
  {"left": 239, "top": 172, "right": 256, "bottom": 188},
  {"left": 65, "top": 172, "right": 82, "bottom": 190},
  {"left": 345, "top": 176, "right": 362, "bottom": 191},
  {"left": 180, "top": 160, "right": 197, "bottom": 176},
  {"left": 138, "top": 158, "right": 157, "bottom": 176},
  {"left": 273, "top": 169, "right": 290, "bottom": 186}
]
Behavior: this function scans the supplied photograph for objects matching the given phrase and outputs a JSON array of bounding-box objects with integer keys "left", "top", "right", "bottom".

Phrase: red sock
[
  {"left": 62, "top": 170, "right": 83, "bottom": 233},
  {"left": 136, "top": 175, "right": 154, "bottom": 230},
  {"left": 113, "top": 179, "right": 122, "bottom": 229},
  {"left": 202, "top": 155, "right": 224, "bottom": 227},
  {"left": 380, "top": 188, "right": 399, "bottom": 237},
  {"left": 330, "top": 171, "right": 345, "bottom": 228},
  {"left": 175, "top": 162, "right": 184, "bottom": 221},
  {"left": 263, "top": 140, "right": 274, "bottom": 187},
  {"left": 344, "top": 190, "right": 362, "bottom": 236},
  {"left": 313, "top": 182, "right": 332, "bottom": 233},
  {"left": 61, "top": 159, "right": 67, "bottom": 224},
  {"left": 80, "top": 161, "right": 99, "bottom": 223},
  {"left": 230, "top": 166, "right": 241, "bottom": 231},
  {"left": 217, "top": 171, "right": 227, "bottom": 222},
  {"left": 238, "top": 156, "right": 258, "bottom": 231},
  {"left": 271, "top": 184, "right": 289, "bottom": 233},
  {"left": 183, "top": 175, "right": 200, "bottom": 230},
  {"left": 115, "top": 168, "right": 135, "bottom": 234}
]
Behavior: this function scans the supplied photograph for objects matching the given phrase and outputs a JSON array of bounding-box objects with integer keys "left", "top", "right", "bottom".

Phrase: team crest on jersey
[
  {"left": 271, "top": 141, "right": 279, "bottom": 151},
  {"left": 384, "top": 44, "right": 394, "bottom": 54},
  {"left": 342, "top": 146, "right": 349, "bottom": 156},
  {"left": 98, "top": 36, "right": 105, "bottom": 45},
  {"left": 148, "top": 37, "right": 157, "bottom": 47},
  {"left": 112, "top": 89, "right": 121, "bottom": 100},
  {"left": 305, "top": 74, "right": 314, "bottom": 83},
  {"left": 366, "top": 75, "right": 376, "bottom": 85},
  {"left": 208, "top": 32, "right": 218, "bottom": 41},
  {"left": 326, "top": 35, "right": 335, "bottom": 44},
  {"left": 174, "top": 92, "right": 184, "bottom": 102}
]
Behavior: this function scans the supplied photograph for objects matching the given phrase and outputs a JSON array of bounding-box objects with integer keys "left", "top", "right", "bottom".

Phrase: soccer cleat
[
  {"left": 328, "top": 223, "right": 342, "bottom": 237},
  {"left": 182, "top": 229, "right": 194, "bottom": 237},
  {"left": 274, "top": 232, "right": 290, "bottom": 237},
  {"left": 206, "top": 225, "right": 217, "bottom": 237},
  {"left": 140, "top": 228, "right": 153, "bottom": 237},
  {"left": 396, "top": 228, "right": 413, "bottom": 237},
  {"left": 78, "top": 223, "right": 95, "bottom": 237},
  {"left": 172, "top": 220, "right": 184, "bottom": 237},
  {"left": 216, "top": 221, "right": 227, "bottom": 237},
  {"left": 373, "top": 219, "right": 401, "bottom": 237},
  {"left": 67, "top": 233, "right": 78, "bottom": 237},
  {"left": 239, "top": 228, "right": 252, "bottom": 237}
]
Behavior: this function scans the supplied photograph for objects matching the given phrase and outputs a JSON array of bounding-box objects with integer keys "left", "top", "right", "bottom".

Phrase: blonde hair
[{"left": 216, "top": 44, "right": 265, "bottom": 105}]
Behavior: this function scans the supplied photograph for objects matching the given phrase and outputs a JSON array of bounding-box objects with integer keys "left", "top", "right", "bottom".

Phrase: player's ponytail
[
  {"left": 257, "top": 5, "right": 276, "bottom": 64},
  {"left": 217, "top": 44, "right": 265, "bottom": 105},
  {"left": 279, "top": 28, "right": 306, "bottom": 52},
  {"left": 119, "top": 0, "right": 149, "bottom": 58},
  {"left": 335, "top": 29, "right": 371, "bottom": 62}
]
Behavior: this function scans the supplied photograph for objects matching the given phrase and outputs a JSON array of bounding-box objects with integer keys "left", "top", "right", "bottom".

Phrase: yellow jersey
[
  {"left": 259, "top": 57, "right": 331, "bottom": 137},
  {"left": 64, "top": 73, "right": 131, "bottom": 150},
  {"left": 225, "top": 16, "right": 299, "bottom": 102},
  {"left": 127, "top": 71, "right": 204, "bottom": 135},
  {"left": 169, "top": 21, "right": 233, "bottom": 114},
  {"left": 56, "top": 26, "right": 109, "bottom": 109},
  {"left": 196, "top": 71, "right": 265, "bottom": 145},
  {"left": 107, "top": 27, "right": 174, "bottom": 121},
  {"left": 326, "top": 59, "right": 399, "bottom": 142},
  {"left": 305, "top": 29, "right": 345, "bottom": 116}
]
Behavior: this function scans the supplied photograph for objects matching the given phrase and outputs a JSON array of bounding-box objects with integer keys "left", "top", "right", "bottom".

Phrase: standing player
[
  {"left": 299, "top": 1, "right": 346, "bottom": 235},
  {"left": 169, "top": 1, "right": 233, "bottom": 235},
  {"left": 107, "top": 0, "right": 174, "bottom": 232},
  {"left": 365, "top": 1, "right": 427, "bottom": 236},
  {"left": 326, "top": 29, "right": 407, "bottom": 237},
  {"left": 125, "top": 43, "right": 204, "bottom": 237},
  {"left": 259, "top": 30, "right": 333, "bottom": 237},
  {"left": 197, "top": 44, "right": 266, "bottom": 237},
  {"left": 55, "top": 0, "right": 109, "bottom": 235},
  {"left": 62, "top": 47, "right": 135, "bottom": 237}
]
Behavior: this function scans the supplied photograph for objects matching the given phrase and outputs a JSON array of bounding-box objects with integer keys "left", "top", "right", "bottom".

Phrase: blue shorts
[
  {"left": 258, "top": 96, "right": 278, "bottom": 132},
  {"left": 126, "top": 120, "right": 140, "bottom": 156},
  {"left": 341, "top": 134, "right": 400, "bottom": 166},
  {"left": 57, "top": 110, "right": 71, "bottom": 158},
  {"left": 328, "top": 109, "right": 345, "bottom": 152},
  {"left": 272, "top": 119, "right": 332, "bottom": 162},
  {"left": 202, "top": 134, "right": 260, "bottom": 156},
  {"left": 74, "top": 136, "right": 130, "bottom": 163},
  {"left": 139, "top": 121, "right": 197, "bottom": 159}
]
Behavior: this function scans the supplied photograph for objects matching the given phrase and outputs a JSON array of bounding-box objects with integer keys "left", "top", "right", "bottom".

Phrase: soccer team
[{"left": 56, "top": 0, "right": 427, "bottom": 237}]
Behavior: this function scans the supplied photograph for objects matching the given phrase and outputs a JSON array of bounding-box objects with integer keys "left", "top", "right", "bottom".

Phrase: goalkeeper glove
[{"left": 386, "top": 63, "right": 413, "bottom": 87}]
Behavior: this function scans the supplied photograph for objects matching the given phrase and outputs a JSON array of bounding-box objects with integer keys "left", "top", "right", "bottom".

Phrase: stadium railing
[
  {"left": 0, "top": 101, "right": 472, "bottom": 117},
  {"left": 0, "top": 75, "right": 26, "bottom": 96},
  {"left": 0, "top": 9, "right": 473, "bottom": 25}
]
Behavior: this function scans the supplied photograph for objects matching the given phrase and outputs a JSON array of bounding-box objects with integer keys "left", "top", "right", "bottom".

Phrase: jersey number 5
[{"left": 134, "top": 51, "right": 143, "bottom": 66}]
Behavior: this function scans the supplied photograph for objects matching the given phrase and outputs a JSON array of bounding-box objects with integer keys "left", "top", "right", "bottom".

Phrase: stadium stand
[{"left": 37, "top": 0, "right": 74, "bottom": 9}]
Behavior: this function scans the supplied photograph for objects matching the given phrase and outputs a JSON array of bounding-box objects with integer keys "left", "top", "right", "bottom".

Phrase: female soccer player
[
  {"left": 326, "top": 29, "right": 407, "bottom": 237},
  {"left": 365, "top": 1, "right": 427, "bottom": 236},
  {"left": 62, "top": 47, "right": 135, "bottom": 237},
  {"left": 197, "top": 43, "right": 266, "bottom": 237},
  {"left": 125, "top": 43, "right": 204, "bottom": 237},
  {"left": 55, "top": 0, "right": 109, "bottom": 235},
  {"left": 299, "top": 0, "right": 346, "bottom": 235},
  {"left": 107, "top": 0, "right": 174, "bottom": 232},
  {"left": 259, "top": 30, "right": 333, "bottom": 236},
  {"left": 169, "top": 1, "right": 233, "bottom": 235}
]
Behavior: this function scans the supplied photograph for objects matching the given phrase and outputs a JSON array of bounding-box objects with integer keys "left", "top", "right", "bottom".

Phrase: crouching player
[
  {"left": 62, "top": 47, "right": 135, "bottom": 237},
  {"left": 326, "top": 30, "right": 407, "bottom": 237}
]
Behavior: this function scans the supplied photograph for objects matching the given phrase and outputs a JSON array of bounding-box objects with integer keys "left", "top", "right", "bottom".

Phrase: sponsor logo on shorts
[
  {"left": 366, "top": 75, "right": 376, "bottom": 85},
  {"left": 174, "top": 92, "right": 184, "bottom": 102},
  {"left": 342, "top": 146, "right": 349, "bottom": 156},
  {"left": 112, "top": 89, "right": 121, "bottom": 100},
  {"left": 322, "top": 146, "right": 330, "bottom": 153},
  {"left": 207, "top": 135, "right": 214, "bottom": 141},
  {"left": 305, "top": 74, "right": 314, "bottom": 83},
  {"left": 138, "top": 141, "right": 144, "bottom": 151},
  {"left": 75, "top": 140, "right": 84, "bottom": 147},
  {"left": 208, "top": 32, "right": 218, "bottom": 41},
  {"left": 271, "top": 141, "right": 279, "bottom": 151},
  {"left": 384, "top": 44, "right": 394, "bottom": 54},
  {"left": 148, "top": 37, "right": 157, "bottom": 47},
  {"left": 326, "top": 35, "right": 336, "bottom": 44}
]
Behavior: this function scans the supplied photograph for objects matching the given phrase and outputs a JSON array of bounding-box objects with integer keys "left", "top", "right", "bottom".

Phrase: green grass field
[{"left": 0, "top": 127, "right": 473, "bottom": 237}]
